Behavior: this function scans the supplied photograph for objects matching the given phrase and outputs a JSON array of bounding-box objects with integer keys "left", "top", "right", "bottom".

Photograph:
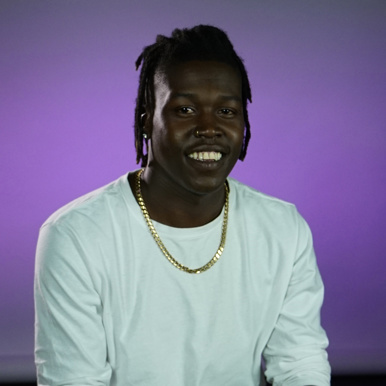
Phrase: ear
[{"left": 141, "top": 112, "right": 152, "bottom": 138}]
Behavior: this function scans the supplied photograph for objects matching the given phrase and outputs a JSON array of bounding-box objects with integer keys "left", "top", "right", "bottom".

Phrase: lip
[
  {"left": 185, "top": 147, "right": 227, "bottom": 172},
  {"left": 186, "top": 156, "right": 224, "bottom": 170},
  {"left": 185, "top": 144, "right": 228, "bottom": 157}
]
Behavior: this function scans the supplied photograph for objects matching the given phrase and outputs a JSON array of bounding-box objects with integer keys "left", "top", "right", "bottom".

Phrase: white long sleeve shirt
[{"left": 35, "top": 173, "right": 330, "bottom": 385}]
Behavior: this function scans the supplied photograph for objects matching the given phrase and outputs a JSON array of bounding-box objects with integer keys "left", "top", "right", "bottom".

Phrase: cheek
[
  {"left": 160, "top": 117, "right": 191, "bottom": 145},
  {"left": 230, "top": 124, "right": 245, "bottom": 148},
  {"left": 151, "top": 127, "right": 182, "bottom": 161}
]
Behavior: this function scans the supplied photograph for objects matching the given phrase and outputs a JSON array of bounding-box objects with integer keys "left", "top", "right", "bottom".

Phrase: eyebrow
[{"left": 171, "top": 92, "right": 242, "bottom": 102}]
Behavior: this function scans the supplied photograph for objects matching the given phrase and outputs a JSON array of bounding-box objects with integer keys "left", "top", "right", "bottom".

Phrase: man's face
[{"left": 145, "top": 60, "right": 245, "bottom": 196}]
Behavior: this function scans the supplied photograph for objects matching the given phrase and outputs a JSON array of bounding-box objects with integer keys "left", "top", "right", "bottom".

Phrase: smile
[{"left": 188, "top": 151, "right": 223, "bottom": 161}]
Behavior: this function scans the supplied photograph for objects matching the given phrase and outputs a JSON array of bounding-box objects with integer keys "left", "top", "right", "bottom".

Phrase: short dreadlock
[{"left": 134, "top": 25, "right": 252, "bottom": 167}]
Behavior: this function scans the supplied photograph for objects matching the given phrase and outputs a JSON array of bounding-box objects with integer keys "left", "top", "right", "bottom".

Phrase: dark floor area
[{"left": 2, "top": 374, "right": 386, "bottom": 385}]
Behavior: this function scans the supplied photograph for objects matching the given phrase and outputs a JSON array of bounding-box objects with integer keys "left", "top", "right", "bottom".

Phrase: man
[{"left": 35, "top": 25, "right": 331, "bottom": 385}]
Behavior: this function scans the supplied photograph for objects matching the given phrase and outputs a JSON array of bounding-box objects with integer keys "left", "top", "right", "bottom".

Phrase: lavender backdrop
[{"left": 1, "top": 0, "right": 385, "bottom": 381}]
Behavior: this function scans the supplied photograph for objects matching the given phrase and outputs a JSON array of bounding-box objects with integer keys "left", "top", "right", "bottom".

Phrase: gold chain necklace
[{"left": 135, "top": 169, "right": 229, "bottom": 274}]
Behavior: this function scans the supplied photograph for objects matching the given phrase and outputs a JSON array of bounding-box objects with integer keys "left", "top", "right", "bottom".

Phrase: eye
[
  {"left": 177, "top": 106, "right": 195, "bottom": 114},
  {"left": 218, "top": 108, "right": 235, "bottom": 116}
]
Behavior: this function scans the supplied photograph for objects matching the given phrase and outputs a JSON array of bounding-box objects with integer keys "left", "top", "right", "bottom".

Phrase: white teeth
[{"left": 188, "top": 151, "right": 222, "bottom": 161}]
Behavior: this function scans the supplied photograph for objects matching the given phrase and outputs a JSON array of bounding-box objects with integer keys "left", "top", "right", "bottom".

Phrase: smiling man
[{"left": 35, "top": 25, "right": 331, "bottom": 385}]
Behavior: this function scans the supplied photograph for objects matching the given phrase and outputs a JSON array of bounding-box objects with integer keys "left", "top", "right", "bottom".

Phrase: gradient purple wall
[{"left": 1, "top": 0, "right": 385, "bottom": 380}]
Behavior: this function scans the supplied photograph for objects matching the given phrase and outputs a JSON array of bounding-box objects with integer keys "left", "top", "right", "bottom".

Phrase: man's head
[{"left": 134, "top": 25, "right": 252, "bottom": 167}]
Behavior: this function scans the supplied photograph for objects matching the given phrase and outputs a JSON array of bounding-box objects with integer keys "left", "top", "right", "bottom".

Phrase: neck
[{"left": 129, "top": 168, "right": 227, "bottom": 228}]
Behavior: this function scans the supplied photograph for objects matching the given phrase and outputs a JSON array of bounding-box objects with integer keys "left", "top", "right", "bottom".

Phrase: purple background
[{"left": 1, "top": 0, "right": 385, "bottom": 381}]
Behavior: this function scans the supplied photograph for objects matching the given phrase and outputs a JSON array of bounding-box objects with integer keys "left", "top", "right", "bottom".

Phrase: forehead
[{"left": 153, "top": 60, "right": 242, "bottom": 97}]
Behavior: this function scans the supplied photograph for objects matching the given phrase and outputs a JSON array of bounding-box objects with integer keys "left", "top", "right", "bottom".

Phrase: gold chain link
[{"left": 135, "top": 169, "right": 229, "bottom": 274}]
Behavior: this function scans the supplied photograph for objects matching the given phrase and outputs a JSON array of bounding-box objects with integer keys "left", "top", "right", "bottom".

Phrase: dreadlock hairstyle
[{"left": 134, "top": 25, "right": 252, "bottom": 167}]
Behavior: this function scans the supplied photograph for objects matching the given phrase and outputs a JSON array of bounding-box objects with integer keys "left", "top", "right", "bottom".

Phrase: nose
[{"left": 194, "top": 114, "right": 221, "bottom": 138}]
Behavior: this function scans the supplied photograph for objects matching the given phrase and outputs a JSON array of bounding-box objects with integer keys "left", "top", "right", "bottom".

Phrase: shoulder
[
  {"left": 41, "top": 174, "right": 130, "bottom": 232},
  {"left": 228, "top": 177, "right": 298, "bottom": 217},
  {"left": 227, "top": 177, "right": 311, "bottom": 242}
]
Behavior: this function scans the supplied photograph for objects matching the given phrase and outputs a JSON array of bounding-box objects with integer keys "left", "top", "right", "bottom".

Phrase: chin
[{"left": 187, "top": 176, "right": 227, "bottom": 195}]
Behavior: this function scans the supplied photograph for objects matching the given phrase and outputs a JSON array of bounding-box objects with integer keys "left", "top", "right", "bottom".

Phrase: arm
[
  {"left": 34, "top": 222, "right": 112, "bottom": 385},
  {"left": 263, "top": 212, "right": 331, "bottom": 386}
]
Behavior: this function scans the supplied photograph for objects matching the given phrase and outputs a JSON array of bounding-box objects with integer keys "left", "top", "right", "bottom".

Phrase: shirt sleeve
[
  {"left": 34, "top": 221, "right": 112, "bottom": 385},
  {"left": 263, "top": 211, "right": 331, "bottom": 386}
]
